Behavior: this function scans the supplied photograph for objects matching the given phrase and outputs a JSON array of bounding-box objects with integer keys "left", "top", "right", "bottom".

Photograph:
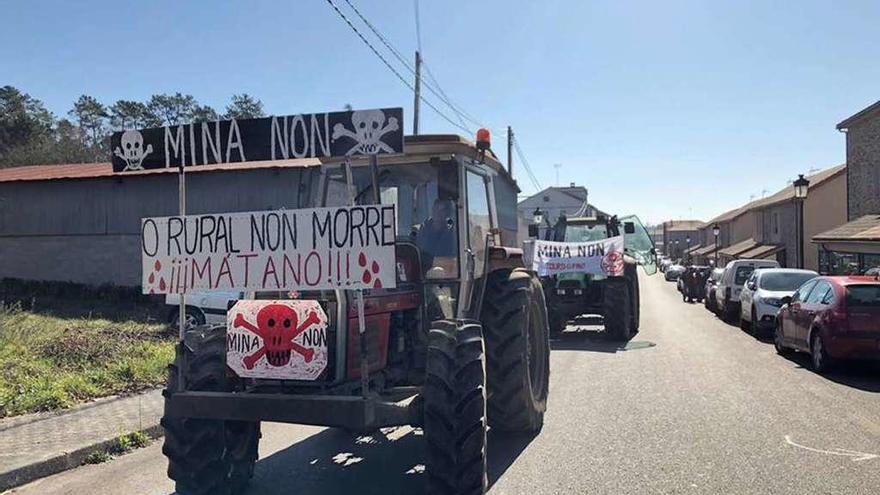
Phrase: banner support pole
[{"left": 177, "top": 163, "right": 187, "bottom": 392}]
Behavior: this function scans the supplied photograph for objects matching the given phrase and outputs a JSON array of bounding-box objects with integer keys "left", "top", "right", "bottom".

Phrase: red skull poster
[
  {"left": 527, "top": 236, "right": 626, "bottom": 277},
  {"left": 226, "top": 300, "right": 329, "bottom": 380}
]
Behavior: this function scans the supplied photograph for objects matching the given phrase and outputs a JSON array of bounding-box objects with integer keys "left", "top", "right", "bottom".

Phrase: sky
[{"left": 3, "top": 0, "right": 879, "bottom": 224}]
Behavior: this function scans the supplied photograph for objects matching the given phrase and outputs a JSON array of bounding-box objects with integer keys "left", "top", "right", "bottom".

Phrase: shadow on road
[
  {"left": 184, "top": 423, "right": 538, "bottom": 495},
  {"left": 550, "top": 331, "right": 655, "bottom": 353},
  {"left": 778, "top": 352, "right": 880, "bottom": 393}
]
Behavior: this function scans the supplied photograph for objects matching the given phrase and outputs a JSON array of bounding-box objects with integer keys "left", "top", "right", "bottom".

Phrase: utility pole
[
  {"left": 507, "top": 126, "right": 513, "bottom": 175},
  {"left": 413, "top": 50, "right": 422, "bottom": 135}
]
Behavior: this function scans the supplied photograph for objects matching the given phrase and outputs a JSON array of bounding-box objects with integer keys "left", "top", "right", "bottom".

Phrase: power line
[
  {"left": 512, "top": 136, "right": 542, "bottom": 192},
  {"left": 421, "top": 60, "right": 486, "bottom": 129},
  {"left": 324, "top": 0, "right": 472, "bottom": 134},
  {"left": 339, "top": 0, "right": 479, "bottom": 133}
]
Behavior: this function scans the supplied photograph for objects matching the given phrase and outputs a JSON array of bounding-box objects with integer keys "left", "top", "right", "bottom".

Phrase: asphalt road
[{"left": 9, "top": 272, "right": 880, "bottom": 494}]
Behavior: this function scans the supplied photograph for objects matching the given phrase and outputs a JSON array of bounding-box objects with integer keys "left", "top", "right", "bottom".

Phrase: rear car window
[
  {"left": 846, "top": 285, "right": 880, "bottom": 307},
  {"left": 734, "top": 266, "right": 755, "bottom": 285},
  {"left": 760, "top": 272, "right": 817, "bottom": 291}
]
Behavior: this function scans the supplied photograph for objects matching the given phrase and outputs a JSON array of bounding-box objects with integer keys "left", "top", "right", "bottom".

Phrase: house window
[
  {"left": 543, "top": 196, "right": 549, "bottom": 202},
  {"left": 772, "top": 213, "right": 779, "bottom": 235}
]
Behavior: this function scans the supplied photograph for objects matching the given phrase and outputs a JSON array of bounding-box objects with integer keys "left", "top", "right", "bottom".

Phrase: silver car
[{"left": 739, "top": 268, "right": 818, "bottom": 334}]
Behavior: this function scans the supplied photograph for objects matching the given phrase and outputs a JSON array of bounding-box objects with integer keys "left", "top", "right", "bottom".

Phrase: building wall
[
  {"left": 846, "top": 114, "right": 880, "bottom": 219},
  {"left": 756, "top": 204, "right": 797, "bottom": 267},
  {"left": 730, "top": 211, "right": 757, "bottom": 244},
  {"left": 804, "top": 170, "right": 847, "bottom": 270},
  {"left": 0, "top": 168, "right": 313, "bottom": 287}
]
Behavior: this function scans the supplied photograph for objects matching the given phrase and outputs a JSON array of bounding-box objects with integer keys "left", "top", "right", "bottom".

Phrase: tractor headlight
[
  {"left": 573, "top": 289, "right": 583, "bottom": 295},
  {"left": 557, "top": 289, "right": 566, "bottom": 295}
]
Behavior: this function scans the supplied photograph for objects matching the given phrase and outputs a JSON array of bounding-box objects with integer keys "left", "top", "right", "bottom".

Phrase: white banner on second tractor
[
  {"left": 527, "top": 236, "right": 626, "bottom": 277},
  {"left": 140, "top": 205, "right": 397, "bottom": 294}
]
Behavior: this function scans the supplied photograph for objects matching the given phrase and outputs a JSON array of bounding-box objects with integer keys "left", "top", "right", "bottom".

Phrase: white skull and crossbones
[
  {"left": 331, "top": 110, "right": 399, "bottom": 156},
  {"left": 113, "top": 130, "right": 153, "bottom": 171}
]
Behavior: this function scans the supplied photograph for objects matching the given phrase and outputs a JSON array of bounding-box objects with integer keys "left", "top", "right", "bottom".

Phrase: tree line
[{"left": 0, "top": 86, "right": 265, "bottom": 168}]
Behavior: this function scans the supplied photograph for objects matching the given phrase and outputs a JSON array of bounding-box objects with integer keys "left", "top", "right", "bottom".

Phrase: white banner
[
  {"left": 141, "top": 205, "right": 397, "bottom": 294},
  {"left": 528, "top": 236, "right": 625, "bottom": 277},
  {"left": 226, "top": 300, "right": 329, "bottom": 380}
]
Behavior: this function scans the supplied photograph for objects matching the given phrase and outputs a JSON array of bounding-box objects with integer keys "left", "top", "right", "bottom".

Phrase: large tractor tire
[
  {"left": 603, "top": 277, "right": 633, "bottom": 341},
  {"left": 162, "top": 325, "right": 260, "bottom": 495},
  {"left": 424, "top": 319, "right": 488, "bottom": 495},
  {"left": 624, "top": 264, "right": 640, "bottom": 334},
  {"left": 481, "top": 268, "right": 550, "bottom": 432}
]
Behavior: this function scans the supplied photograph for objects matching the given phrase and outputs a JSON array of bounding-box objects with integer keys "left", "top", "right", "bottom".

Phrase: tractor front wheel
[
  {"left": 424, "top": 319, "right": 488, "bottom": 495},
  {"left": 162, "top": 325, "right": 260, "bottom": 495},
  {"left": 482, "top": 269, "right": 550, "bottom": 433}
]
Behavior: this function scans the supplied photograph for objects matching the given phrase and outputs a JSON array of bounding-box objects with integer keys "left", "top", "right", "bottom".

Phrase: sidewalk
[{"left": 0, "top": 389, "right": 163, "bottom": 491}]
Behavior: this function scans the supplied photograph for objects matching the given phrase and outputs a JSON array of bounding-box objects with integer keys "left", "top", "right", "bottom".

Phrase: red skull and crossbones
[{"left": 233, "top": 304, "right": 322, "bottom": 369}]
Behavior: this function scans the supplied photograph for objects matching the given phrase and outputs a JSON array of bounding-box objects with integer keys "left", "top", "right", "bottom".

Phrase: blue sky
[{"left": 4, "top": 0, "right": 879, "bottom": 224}]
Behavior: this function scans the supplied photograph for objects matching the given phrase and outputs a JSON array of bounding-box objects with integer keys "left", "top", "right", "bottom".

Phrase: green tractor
[{"left": 534, "top": 214, "right": 657, "bottom": 340}]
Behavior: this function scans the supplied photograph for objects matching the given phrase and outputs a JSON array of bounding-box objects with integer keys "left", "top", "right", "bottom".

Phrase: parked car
[
  {"left": 166, "top": 291, "right": 242, "bottom": 330},
  {"left": 660, "top": 258, "right": 673, "bottom": 273},
  {"left": 704, "top": 268, "right": 724, "bottom": 313},
  {"left": 864, "top": 267, "right": 880, "bottom": 277},
  {"left": 716, "top": 259, "right": 780, "bottom": 321},
  {"left": 775, "top": 276, "right": 880, "bottom": 372},
  {"left": 665, "top": 264, "right": 685, "bottom": 281},
  {"left": 738, "top": 268, "right": 818, "bottom": 335}
]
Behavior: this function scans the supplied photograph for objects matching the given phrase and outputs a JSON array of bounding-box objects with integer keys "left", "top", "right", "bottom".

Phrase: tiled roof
[
  {"left": 666, "top": 220, "right": 705, "bottom": 232},
  {"left": 718, "top": 238, "right": 760, "bottom": 257},
  {"left": 706, "top": 163, "right": 846, "bottom": 224},
  {"left": 738, "top": 244, "right": 784, "bottom": 259},
  {"left": 692, "top": 243, "right": 717, "bottom": 256},
  {"left": 685, "top": 244, "right": 702, "bottom": 254},
  {"left": 813, "top": 215, "right": 880, "bottom": 242},
  {"left": 837, "top": 100, "right": 880, "bottom": 130}
]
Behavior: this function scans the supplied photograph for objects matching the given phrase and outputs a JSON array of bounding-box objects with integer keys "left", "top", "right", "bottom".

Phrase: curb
[{"left": 0, "top": 424, "right": 164, "bottom": 492}]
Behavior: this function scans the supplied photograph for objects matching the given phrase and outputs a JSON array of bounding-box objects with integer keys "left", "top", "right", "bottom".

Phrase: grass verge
[{"left": 0, "top": 303, "right": 174, "bottom": 418}]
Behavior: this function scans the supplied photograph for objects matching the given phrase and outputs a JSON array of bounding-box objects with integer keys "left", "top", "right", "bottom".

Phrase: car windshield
[
  {"left": 846, "top": 285, "right": 880, "bottom": 307},
  {"left": 759, "top": 272, "right": 817, "bottom": 291},
  {"left": 734, "top": 266, "right": 755, "bottom": 285}
]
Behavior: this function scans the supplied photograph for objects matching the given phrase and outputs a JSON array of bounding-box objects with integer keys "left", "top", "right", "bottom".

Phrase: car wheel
[
  {"left": 773, "top": 320, "right": 790, "bottom": 355},
  {"left": 750, "top": 308, "right": 759, "bottom": 337},
  {"left": 810, "top": 331, "right": 833, "bottom": 374}
]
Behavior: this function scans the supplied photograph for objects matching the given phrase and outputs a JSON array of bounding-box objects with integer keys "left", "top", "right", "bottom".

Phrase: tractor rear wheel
[
  {"left": 604, "top": 277, "right": 633, "bottom": 341},
  {"left": 424, "top": 319, "right": 488, "bottom": 495},
  {"left": 625, "top": 263, "right": 640, "bottom": 333},
  {"left": 162, "top": 325, "right": 260, "bottom": 495},
  {"left": 482, "top": 269, "right": 550, "bottom": 432}
]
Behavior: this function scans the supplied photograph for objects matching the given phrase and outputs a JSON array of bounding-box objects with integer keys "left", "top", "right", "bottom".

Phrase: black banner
[{"left": 110, "top": 107, "right": 404, "bottom": 173}]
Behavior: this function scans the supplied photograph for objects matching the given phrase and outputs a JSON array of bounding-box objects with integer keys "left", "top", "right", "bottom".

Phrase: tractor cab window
[
  {"left": 322, "top": 161, "right": 459, "bottom": 279},
  {"left": 563, "top": 223, "right": 608, "bottom": 243}
]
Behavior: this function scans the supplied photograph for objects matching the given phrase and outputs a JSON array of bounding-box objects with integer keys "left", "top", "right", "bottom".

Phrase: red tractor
[{"left": 162, "top": 134, "right": 550, "bottom": 494}]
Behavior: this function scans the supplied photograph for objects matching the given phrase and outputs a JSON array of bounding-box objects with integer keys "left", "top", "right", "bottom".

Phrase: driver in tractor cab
[{"left": 416, "top": 198, "right": 457, "bottom": 273}]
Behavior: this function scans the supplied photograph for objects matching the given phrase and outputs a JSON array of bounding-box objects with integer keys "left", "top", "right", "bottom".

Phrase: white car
[
  {"left": 166, "top": 291, "right": 243, "bottom": 330},
  {"left": 738, "top": 268, "right": 818, "bottom": 334},
  {"left": 716, "top": 259, "right": 780, "bottom": 321}
]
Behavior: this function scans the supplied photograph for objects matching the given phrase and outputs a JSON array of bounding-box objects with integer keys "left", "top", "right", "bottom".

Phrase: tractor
[
  {"left": 161, "top": 133, "right": 550, "bottom": 495},
  {"left": 533, "top": 214, "right": 657, "bottom": 341}
]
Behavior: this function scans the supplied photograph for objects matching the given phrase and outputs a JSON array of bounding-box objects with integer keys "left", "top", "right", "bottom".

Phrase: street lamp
[
  {"left": 686, "top": 236, "right": 691, "bottom": 265},
  {"left": 793, "top": 174, "right": 810, "bottom": 269},
  {"left": 712, "top": 223, "right": 720, "bottom": 267},
  {"left": 532, "top": 207, "right": 544, "bottom": 226}
]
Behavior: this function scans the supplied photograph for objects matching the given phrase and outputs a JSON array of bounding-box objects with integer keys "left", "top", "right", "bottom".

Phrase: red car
[{"left": 774, "top": 276, "right": 880, "bottom": 372}]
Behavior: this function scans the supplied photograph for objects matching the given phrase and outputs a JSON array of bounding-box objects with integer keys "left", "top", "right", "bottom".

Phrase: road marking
[{"left": 784, "top": 435, "right": 879, "bottom": 462}]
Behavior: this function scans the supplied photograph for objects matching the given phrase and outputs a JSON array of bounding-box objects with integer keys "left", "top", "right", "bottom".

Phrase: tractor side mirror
[
  {"left": 528, "top": 224, "right": 539, "bottom": 238},
  {"left": 624, "top": 222, "right": 635, "bottom": 234}
]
